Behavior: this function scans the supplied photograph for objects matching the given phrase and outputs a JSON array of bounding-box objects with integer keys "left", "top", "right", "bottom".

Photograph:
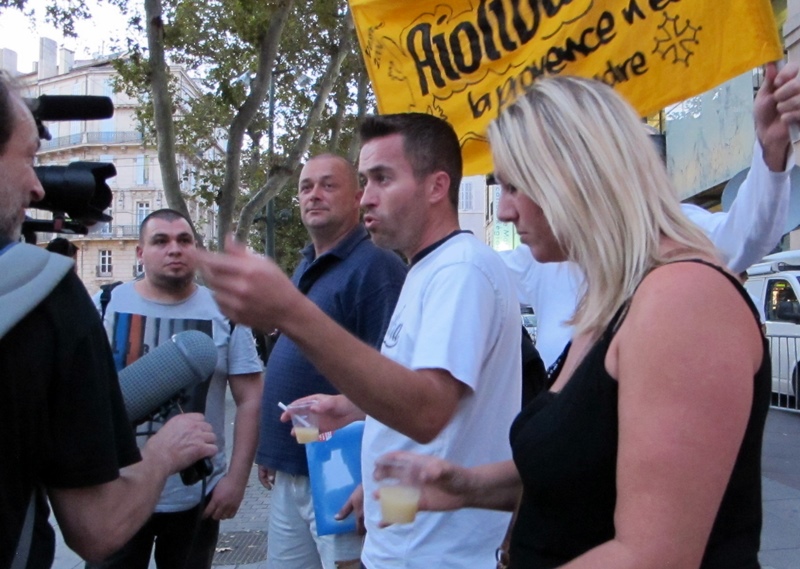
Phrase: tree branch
[
  {"left": 217, "top": 0, "right": 295, "bottom": 247},
  {"left": 144, "top": 0, "right": 200, "bottom": 242}
]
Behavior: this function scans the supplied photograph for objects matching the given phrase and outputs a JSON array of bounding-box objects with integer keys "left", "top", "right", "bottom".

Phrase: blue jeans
[{"left": 85, "top": 495, "right": 219, "bottom": 569}]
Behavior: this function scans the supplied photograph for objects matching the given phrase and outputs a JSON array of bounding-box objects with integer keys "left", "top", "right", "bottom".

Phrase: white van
[{"left": 744, "top": 250, "right": 800, "bottom": 403}]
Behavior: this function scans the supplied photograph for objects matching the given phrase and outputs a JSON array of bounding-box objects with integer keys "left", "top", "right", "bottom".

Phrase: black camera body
[{"left": 23, "top": 95, "right": 117, "bottom": 240}]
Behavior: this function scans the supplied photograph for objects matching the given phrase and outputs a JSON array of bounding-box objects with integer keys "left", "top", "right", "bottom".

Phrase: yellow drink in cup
[
  {"left": 380, "top": 485, "right": 421, "bottom": 524},
  {"left": 294, "top": 426, "right": 320, "bottom": 444},
  {"left": 284, "top": 400, "right": 320, "bottom": 444},
  {"left": 376, "top": 457, "right": 423, "bottom": 524}
]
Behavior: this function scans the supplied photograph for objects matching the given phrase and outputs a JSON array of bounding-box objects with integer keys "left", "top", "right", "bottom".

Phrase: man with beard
[{"left": 87, "top": 209, "right": 263, "bottom": 569}]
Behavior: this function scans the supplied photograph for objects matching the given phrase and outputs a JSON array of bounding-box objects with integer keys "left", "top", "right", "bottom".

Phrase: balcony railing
[
  {"left": 87, "top": 131, "right": 144, "bottom": 145},
  {"left": 31, "top": 225, "right": 140, "bottom": 244},
  {"left": 40, "top": 131, "right": 144, "bottom": 151},
  {"left": 93, "top": 225, "right": 141, "bottom": 238}
]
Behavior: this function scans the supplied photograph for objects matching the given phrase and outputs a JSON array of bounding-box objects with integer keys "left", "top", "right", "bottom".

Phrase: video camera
[{"left": 22, "top": 95, "right": 117, "bottom": 241}]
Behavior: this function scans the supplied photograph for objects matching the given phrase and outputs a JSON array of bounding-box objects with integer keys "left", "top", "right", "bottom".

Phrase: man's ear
[
  {"left": 427, "top": 171, "right": 452, "bottom": 205},
  {"left": 135, "top": 244, "right": 143, "bottom": 261}
]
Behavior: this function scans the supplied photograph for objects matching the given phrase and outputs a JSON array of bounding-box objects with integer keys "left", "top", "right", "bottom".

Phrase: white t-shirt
[
  {"left": 98, "top": 282, "right": 263, "bottom": 512},
  {"left": 502, "top": 140, "right": 792, "bottom": 368},
  {"left": 361, "top": 233, "right": 521, "bottom": 569}
]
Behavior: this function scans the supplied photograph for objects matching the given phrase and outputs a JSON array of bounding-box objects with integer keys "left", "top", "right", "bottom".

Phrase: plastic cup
[
  {"left": 376, "top": 458, "right": 422, "bottom": 524},
  {"left": 287, "top": 401, "right": 319, "bottom": 444}
]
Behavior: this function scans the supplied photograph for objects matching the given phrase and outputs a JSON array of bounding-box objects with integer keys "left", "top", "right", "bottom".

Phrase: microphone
[
  {"left": 25, "top": 95, "right": 114, "bottom": 122},
  {"left": 118, "top": 330, "right": 217, "bottom": 425},
  {"left": 117, "top": 330, "right": 218, "bottom": 485}
]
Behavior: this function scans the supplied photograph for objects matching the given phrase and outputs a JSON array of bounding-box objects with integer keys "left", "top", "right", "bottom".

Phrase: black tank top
[{"left": 508, "top": 260, "right": 770, "bottom": 568}]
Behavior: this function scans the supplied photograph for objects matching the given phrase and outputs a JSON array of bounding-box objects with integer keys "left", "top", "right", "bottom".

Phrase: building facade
[{"left": 2, "top": 38, "right": 219, "bottom": 294}]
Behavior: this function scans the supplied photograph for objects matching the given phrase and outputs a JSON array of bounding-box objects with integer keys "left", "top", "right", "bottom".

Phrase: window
[
  {"left": 99, "top": 116, "right": 115, "bottom": 143},
  {"left": 135, "top": 155, "right": 150, "bottom": 185},
  {"left": 98, "top": 250, "right": 112, "bottom": 276},
  {"left": 99, "top": 208, "right": 112, "bottom": 235},
  {"left": 766, "top": 279, "right": 800, "bottom": 322},
  {"left": 486, "top": 178, "right": 497, "bottom": 222},
  {"left": 98, "top": 79, "right": 115, "bottom": 141},
  {"left": 136, "top": 202, "right": 151, "bottom": 226},
  {"left": 69, "top": 119, "right": 81, "bottom": 144},
  {"left": 99, "top": 155, "right": 115, "bottom": 186},
  {"left": 459, "top": 181, "right": 473, "bottom": 211},
  {"left": 65, "top": 83, "right": 82, "bottom": 144}
]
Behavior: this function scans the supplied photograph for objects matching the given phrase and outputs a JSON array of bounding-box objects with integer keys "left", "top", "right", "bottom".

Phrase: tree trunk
[
  {"left": 347, "top": 66, "right": 370, "bottom": 163},
  {"left": 144, "top": 0, "right": 197, "bottom": 240},
  {"left": 216, "top": 0, "right": 295, "bottom": 248},
  {"left": 329, "top": 80, "right": 348, "bottom": 152}
]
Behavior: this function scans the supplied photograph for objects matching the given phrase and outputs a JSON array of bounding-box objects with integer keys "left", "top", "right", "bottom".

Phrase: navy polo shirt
[{"left": 257, "top": 224, "right": 407, "bottom": 475}]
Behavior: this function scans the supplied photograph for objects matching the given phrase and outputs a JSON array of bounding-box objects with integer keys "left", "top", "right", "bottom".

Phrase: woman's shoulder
[
  {"left": 627, "top": 257, "right": 742, "bottom": 320},
  {"left": 636, "top": 256, "right": 737, "bottom": 301},
  {"left": 621, "top": 256, "right": 759, "bottom": 352},
  {"left": 606, "top": 255, "right": 762, "bottom": 381}
]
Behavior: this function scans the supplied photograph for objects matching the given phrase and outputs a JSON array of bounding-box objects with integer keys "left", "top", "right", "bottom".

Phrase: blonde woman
[{"left": 379, "top": 76, "right": 780, "bottom": 568}]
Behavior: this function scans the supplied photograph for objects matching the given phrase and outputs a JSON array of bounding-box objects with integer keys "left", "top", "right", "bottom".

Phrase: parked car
[{"left": 744, "top": 250, "right": 800, "bottom": 404}]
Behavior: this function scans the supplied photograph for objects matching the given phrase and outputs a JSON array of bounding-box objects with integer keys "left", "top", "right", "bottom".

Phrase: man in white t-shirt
[
  {"left": 503, "top": 63, "right": 800, "bottom": 368},
  {"left": 201, "top": 113, "right": 521, "bottom": 569}
]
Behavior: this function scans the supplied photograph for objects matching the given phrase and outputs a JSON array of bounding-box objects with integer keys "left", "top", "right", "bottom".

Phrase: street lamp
[
  {"left": 265, "top": 75, "right": 276, "bottom": 258},
  {"left": 261, "top": 67, "right": 313, "bottom": 258}
]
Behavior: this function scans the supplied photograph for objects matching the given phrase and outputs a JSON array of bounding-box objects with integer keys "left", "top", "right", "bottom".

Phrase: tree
[
  {"left": 2, "top": 0, "right": 374, "bottom": 268},
  {"left": 234, "top": 7, "right": 355, "bottom": 243},
  {"left": 127, "top": 0, "right": 362, "bottom": 254},
  {"left": 142, "top": 0, "right": 194, "bottom": 232}
]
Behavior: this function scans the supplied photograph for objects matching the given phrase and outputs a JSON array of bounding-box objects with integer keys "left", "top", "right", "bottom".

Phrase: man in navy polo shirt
[{"left": 257, "top": 154, "right": 406, "bottom": 569}]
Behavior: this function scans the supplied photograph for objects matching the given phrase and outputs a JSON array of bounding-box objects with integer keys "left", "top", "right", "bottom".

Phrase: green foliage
[{"left": 0, "top": 0, "right": 89, "bottom": 37}]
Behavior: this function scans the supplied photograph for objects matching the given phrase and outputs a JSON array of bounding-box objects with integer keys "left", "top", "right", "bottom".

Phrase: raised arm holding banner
[{"left": 350, "top": 0, "right": 783, "bottom": 175}]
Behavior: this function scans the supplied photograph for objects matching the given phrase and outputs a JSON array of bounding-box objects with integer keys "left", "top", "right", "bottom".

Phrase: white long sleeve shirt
[{"left": 502, "top": 140, "right": 793, "bottom": 368}]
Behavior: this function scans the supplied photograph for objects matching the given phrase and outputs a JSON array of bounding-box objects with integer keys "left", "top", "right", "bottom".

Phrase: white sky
[{"left": 0, "top": 0, "right": 129, "bottom": 74}]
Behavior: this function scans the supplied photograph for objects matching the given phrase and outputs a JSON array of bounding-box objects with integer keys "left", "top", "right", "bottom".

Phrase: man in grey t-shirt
[{"left": 88, "top": 209, "right": 263, "bottom": 569}]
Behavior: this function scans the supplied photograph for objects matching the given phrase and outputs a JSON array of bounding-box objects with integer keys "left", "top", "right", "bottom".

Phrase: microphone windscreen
[
  {"left": 29, "top": 95, "right": 114, "bottom": 121},
  {"left": 118, "top": 330, "right": 217, "bottom": 424}
]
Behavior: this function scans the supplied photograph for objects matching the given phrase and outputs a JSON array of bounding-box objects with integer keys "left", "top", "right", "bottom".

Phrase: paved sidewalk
[
  {"left": 48, "top": 404, "right": 800, "bottom": 569},
  {"left": 761, "top": 408, "right": 800, "bottom": 569},
  {"left": 51, "top": 462, "right": 271, "bottom": 569},
  {"left": 761, "top": 477, "right": 800, "bottom": 569},
  {"left": 52, "top": 388, "right": 272, "bottom": 568}
]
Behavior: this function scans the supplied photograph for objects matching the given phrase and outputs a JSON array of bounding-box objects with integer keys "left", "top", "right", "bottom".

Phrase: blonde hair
[{"left": 488, "top": 76, "right": 717, "bottom": 337}]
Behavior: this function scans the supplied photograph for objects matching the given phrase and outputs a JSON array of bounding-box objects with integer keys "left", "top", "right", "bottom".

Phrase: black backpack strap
[
  {"left": 521, "top": 326, "right": 547, "bottom": 407},
  {"left": 11, "top": 488, "right": 37, "bottom": 569},
  {"left": 99, "top": 281, "right": 123, "bottom": 320}
]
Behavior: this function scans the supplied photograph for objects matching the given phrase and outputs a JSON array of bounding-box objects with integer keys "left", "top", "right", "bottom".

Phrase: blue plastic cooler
[{"left": 305, "top": 420, "right": 364, "bottom": 536}]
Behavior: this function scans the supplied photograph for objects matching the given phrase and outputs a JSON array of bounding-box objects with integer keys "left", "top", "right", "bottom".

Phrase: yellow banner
[{"left": 350, "top": 0, "right": 783, "bottom": 176}]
